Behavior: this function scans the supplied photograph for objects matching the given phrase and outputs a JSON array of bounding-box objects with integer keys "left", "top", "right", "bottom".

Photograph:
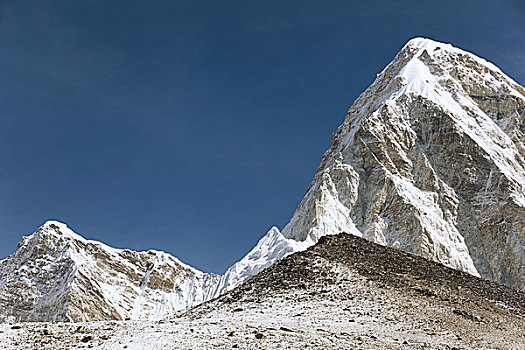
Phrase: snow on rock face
[
  {"left": 0, "top": 221, "right": 220, "bottom": 322},
  {"left": 209, "top": 227, "right": 311, "bottom": 297},
  {"left": 215, "top": 37, "right": 525, "bottom": 295}
]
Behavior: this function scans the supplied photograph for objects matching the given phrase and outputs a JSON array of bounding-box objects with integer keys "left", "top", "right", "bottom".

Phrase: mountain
[
  {"left": 3, "top": 233, "right": 524, "bottom": 349},
  {"left": 0, "top": 221, "right": 219, "bottom": 322},
  {"left": 212, "top": 37, "right": 525, "bottom": 297},
  {"left": 1, "top": 37, "right": 524, "bottom": 323}
]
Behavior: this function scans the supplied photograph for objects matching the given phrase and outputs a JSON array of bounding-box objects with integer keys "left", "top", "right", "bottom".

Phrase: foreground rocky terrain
[{"left": 2, "top": 233, "right": 524, "bottom": 349}]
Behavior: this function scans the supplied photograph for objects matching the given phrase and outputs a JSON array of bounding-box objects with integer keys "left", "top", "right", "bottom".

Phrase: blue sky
[{"left": 1, "top": 0, "right": 523, "bottom": 273}]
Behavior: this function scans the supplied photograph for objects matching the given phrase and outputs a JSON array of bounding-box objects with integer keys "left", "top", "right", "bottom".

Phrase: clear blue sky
[{"left": 1, "top": 0, "right": 523, "bottom": 273}]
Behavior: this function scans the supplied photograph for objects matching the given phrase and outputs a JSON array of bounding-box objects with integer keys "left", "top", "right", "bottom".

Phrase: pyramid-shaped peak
[
  {"left": 397, "top": 37, "right": 519, "bottom": 87},
  {"left": 357, "top": 36, "right": 525, "bottom": 114},
  {"left": 400, "top": 37, "right": 488, "bottom": 67}
]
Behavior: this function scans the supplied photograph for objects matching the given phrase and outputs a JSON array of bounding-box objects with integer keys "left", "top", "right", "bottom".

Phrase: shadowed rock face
[
  {"left": 0, "top": 221, "right": 220, "bottom": 322},
  {"left": 216, "top": 37, "right": 525, "bottom": 295}
]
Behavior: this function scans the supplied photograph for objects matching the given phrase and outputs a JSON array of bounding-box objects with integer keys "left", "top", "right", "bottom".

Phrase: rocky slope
[
  {"left": 213, "top": 37, "right": 525, "bottom": 296},
  {"left": 2, "top": 233, "right": 524, "bottom": 349},
  {"left": 0, "top": 221, "right": 219, "bottom": 322}
]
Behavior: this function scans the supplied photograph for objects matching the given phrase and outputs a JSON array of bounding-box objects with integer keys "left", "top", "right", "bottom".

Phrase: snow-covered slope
[
  {"left": 210, "top": 227, "right": 311, "bottom": 295},
  {"left": 212, "top": 37, "right": 525, "bottom": 296},
  {"left": 0, "top": 221, "right": 219, "bottom": 322}
]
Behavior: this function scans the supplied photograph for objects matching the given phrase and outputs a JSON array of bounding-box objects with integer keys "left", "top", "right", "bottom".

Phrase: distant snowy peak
[
  {"left": 214, "top": 37, "right": 525, "bottom": 295},
  {"left": 0, "top": 221, "right": 220, "bottom": 322}
]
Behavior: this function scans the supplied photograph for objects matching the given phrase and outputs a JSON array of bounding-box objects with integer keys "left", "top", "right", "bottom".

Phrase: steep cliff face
[
  {"left": 213, "top": 37, "right": 525, "bottom": 296},
  {"left": 0, "top": 221, "right": 220, "bottom": 322}
]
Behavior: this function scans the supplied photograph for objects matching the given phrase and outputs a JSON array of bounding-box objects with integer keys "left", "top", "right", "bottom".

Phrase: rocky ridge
[{"left": 0, "top": 221, "right": 219, "bottom": 322}]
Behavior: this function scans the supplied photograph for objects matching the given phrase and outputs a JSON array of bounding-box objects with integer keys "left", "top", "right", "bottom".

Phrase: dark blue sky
[{"left": 1, "top": 0, "right": 524, "bottom": 273}]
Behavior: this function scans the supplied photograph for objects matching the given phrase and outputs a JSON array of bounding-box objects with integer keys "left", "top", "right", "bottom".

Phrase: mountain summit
[{"left": 212, "top": 37, "right": 525, "bottom": 296}]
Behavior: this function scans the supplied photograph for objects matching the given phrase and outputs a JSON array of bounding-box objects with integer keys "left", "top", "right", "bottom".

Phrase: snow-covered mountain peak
[
  {"left": 395, "top": 37, "right": 524, "bottom": 100},
  {"left": 361, "top": 38, "right": 524, "bottom": 116},
  {"left": 41, "top": 220, "right": 70, "bottom": 231},
  {"left": 402, "top": 37, "right": 512, "bottom": 76},
  {"left": 19, "top": 221, "right": 124, "bottom": 266},
  {"left": 34, "top": 220, "right": 90, "bottom": 243},
  {"left": 0, "top": 222, "right": 220, "bottom": 322},
  {"left": 401, "top": 37, "right": 471, "bottom": 58},
  {"left": 404, "top": 36, "right": 441, "bottom": 48},
  {"left": 213, "top": 38, "right": 525, "bottom": 296}
]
